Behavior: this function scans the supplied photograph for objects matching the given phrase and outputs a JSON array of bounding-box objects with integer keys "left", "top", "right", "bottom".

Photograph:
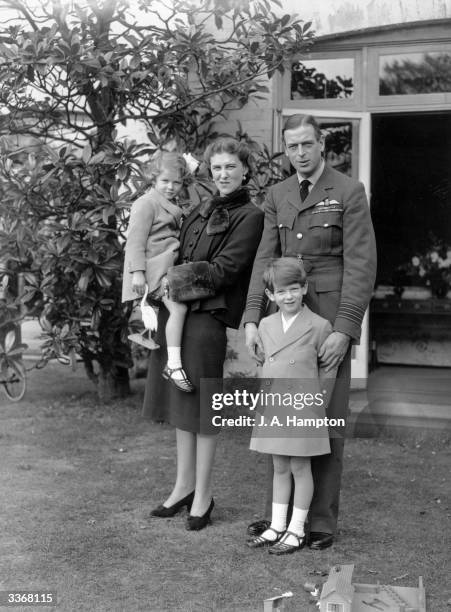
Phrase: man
[{"left": 244, "top": 114, "right": 376, "bottom": 549}]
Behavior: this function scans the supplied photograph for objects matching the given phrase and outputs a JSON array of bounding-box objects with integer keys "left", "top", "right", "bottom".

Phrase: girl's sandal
[
  {"left": 268, "top": 530, "right": 305, "bottom": 555},
  {"left": 247, "top": 527, "right": 284, "bottom": 549},
  {"left": 162, "top": 365, "right": 195, "bottom": 393}
]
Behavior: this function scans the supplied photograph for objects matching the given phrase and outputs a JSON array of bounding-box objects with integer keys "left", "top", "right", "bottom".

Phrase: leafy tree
[{"left": 0, "top": 0, "right": 313, "bottom": 401}]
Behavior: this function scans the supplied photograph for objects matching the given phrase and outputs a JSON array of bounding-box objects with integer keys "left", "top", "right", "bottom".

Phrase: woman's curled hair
[{"left": 203, "top": 137, "right": 252, "bottom": 184}]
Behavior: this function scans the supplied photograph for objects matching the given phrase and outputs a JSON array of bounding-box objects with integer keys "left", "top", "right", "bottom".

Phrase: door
[{"left": 275, "top": 109, "right": 372, "bottom": 386}]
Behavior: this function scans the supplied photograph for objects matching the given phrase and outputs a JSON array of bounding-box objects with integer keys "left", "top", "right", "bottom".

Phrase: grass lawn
[{"left": 0, "top": 362, "right": 450, "bottom": 612}]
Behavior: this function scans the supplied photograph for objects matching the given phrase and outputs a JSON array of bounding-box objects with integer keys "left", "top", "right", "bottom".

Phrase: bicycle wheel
[{"left": 2, "top": 359, "right": 26, "bottom": 402}]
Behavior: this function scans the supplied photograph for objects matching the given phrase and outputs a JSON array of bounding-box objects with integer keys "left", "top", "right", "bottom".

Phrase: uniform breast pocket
[
  {"left": 308, "top": 211, "right": 343, "bottom": 253},
  {"left": 277, "top": 210, "right": 297, "bottom": 254}
]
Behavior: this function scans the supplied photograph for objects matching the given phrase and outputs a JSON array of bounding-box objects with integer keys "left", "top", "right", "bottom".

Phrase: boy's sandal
[
  {"left": 162, "top": 365, "right": 195, "bottom": 393},
  {"left": 247, "top": 527, "right": 284, "bottom": 549},
  {"left": 268, "top": 530, "right": 305, "bottom": 555}
]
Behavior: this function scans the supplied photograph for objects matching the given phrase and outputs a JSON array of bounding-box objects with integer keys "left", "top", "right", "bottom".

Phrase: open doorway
[{"left": 370, "top": 112, "right": 451, "bottom": 368}]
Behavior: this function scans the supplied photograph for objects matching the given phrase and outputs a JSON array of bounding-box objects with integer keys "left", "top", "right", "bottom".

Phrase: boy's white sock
[
  {"left": 260, "top": 502, "right": 288, "bottom": 541},
  {"left": 284, "top": 507, "right": 309, "bottom": 546},
  {"left": 167, "top": 347, "right": 182, "bottom": 370}
]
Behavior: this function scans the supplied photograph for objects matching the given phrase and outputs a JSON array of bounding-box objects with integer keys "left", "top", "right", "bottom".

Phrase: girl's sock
[
  {"left": 167, "top": 346, "right": 182, "bottom": 370},
  {"left": 166, "top": 347, "right": 188, "bottom": 382},
  {"left": 261, "top": 502, "right": 288, "bottom": 541},
  {"left": 284, "top": 507, "right": 309, "bottom": 546}
]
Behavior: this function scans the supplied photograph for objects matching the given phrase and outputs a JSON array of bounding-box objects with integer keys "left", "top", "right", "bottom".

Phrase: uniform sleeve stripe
[
  {"left": 244, "top": 294, "right": 268, "bottom": 324},
  {"left": 337, "top": 302, "right": 366, "bottom": 324},
  {"left": 245, "top": 295, "right": 266, "bottom": 309}
]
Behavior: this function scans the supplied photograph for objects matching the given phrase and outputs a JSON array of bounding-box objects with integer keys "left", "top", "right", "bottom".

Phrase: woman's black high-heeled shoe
[
  {"left": 186, "top": 498, "right": 215, "bottom": 531},
  {"left": 150, "top": 491, "right": 194, "bottom": 518}
]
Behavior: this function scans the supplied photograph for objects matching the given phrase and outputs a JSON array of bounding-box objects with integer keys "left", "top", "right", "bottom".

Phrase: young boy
[{"left": 248, "top": 257, "right": 336, "bottom": 555}]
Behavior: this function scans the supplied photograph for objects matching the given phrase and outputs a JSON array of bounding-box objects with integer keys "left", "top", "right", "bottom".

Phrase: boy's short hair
[
  {"left": 147, "top": 150, "right": 188, "bottom": 183},
  {"left": 263, "top": 257, "right": 307, "bottom": 292}
]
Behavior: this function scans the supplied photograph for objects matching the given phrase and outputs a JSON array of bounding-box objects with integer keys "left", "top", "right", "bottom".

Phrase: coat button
[
  {"left": 289, "top": 359, "right": 295, "bottom": 364},
  {"left": 193, "top": 228, "right": 199, "bottom": 234},
  {"left": 296, "top": 233, "right": 303, "bottom": 239},
  {"left": 323, "top": 223, "right": 329, "bottom": 227},
  {"left": 188, "top": 242, "right": 194, "bottom": 247},
  {"left": 269, "top": 357, "right": 274, "bottom": 362}
]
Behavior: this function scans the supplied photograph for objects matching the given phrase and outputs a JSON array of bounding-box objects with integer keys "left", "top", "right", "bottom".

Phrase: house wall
[
  {"left": 283, "top": 0, "right": 451, "bottom": 36},
  {"left": 124, "top": 2, "right": 451, "bottom": 148},
  {"left": 223, "top": 0, "right": 451, "bottom": 148}
]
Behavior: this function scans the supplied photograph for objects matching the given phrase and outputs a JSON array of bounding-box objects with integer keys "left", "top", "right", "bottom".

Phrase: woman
[{"left": 143, "top": 137, "right": 264, "bottom": 530}]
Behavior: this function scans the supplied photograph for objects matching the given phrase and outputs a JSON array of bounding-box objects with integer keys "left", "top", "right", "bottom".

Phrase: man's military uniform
[{"left": 244, "top": 164, "right": 377, "bottom": 535}]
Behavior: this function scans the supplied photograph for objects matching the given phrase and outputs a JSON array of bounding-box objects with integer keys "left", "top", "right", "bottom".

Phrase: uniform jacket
[
  {"left": 122, "top": 188, "right": 182, "bottom": 302},
  {"left": 174, "top": 188, "right": 264, "bottom": 329},
  {"left": 244, "top": 165, "right": 377, "bottom": 340}
]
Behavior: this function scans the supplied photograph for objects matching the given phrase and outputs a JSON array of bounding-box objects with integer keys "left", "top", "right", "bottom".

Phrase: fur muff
[{"left": 166, "top": 261, "right": 215, "bottom": 302}]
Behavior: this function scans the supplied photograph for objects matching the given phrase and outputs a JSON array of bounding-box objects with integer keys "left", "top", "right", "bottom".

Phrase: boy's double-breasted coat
[
  {"left": 244, "top": 164, "right": 377, "bottom": 535},
  {"left": 250, "top": 306, "right": 333, "bottom": 457}
]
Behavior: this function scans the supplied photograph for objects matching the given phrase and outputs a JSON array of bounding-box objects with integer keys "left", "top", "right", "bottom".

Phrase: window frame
[
  {"left": 279, "top": 50, "right": 362, "bottom": 111},
  {"left": 368, "top": 42, "right": 451, "bottom": 108}
]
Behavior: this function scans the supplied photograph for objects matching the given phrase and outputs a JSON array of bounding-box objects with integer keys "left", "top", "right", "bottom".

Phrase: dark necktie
[{"left": 299, "top": 179, "right": 310, "bottom": 202}]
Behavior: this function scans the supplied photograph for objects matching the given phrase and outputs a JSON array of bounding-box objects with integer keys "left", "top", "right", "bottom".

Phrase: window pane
[
  {"left": 379, "top": 52, "right": 451, "bottom": 95},
  {"left": 321, "top": 121, "right": 353, "bottom": 177},
  {"left": 327, "top": 604, "right": 344, "bottom": 612},
  {"left": 291, "top": 58, "right": 354, "bottom": 100}
]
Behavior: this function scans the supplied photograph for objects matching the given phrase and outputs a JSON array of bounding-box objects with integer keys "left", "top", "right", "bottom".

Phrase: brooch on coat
[{"left": 198, "top": 200, "right": 230, "bottom": 235}]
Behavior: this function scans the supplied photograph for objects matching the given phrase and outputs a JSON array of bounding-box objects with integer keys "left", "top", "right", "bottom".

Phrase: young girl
[
  {"left": 122, "top": 150, "right": 194, "bottom": 393},
  {"left": 247, "top": 257, "right": 336, "bottom": 555}
]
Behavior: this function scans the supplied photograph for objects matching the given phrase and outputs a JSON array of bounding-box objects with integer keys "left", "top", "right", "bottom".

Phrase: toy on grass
[
  {"left": 318, "top": 564, "right": 426, "bottom": 612},
  {"left": 263, "top": 591, "right": 293, "bottom": 611},
  {"left": 127, "top": 285, "right": 159, "bottom": 350}
]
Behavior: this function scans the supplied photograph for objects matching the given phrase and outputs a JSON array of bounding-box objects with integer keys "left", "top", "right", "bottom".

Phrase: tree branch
[{"left": 3, "top": 0, "right": 39, "bottom": 31}]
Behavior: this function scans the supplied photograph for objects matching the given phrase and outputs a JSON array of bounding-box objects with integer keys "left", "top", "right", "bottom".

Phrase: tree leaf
[
  {"left": 82, "top": 143, "right": 92, "bottom": 163},
  {"left": 4, "top": 330, "right": 17, "bottom": 353}
]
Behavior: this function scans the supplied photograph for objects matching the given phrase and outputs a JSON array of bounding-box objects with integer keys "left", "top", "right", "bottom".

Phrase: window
[
  {"left": 369, "top": 43, "right": 451, "bottom": 108},
  {"left": 327, "top": 603, "right": 344, "bottom": 612},
  {"left": 291, "top": 58, "right": 354, "bottom": 100},
  {"left": 278, "top": 51, "right": 361, "bottom": 110},
  {"left": 379, "top": 51, "right": 451, "bottom": 95}
]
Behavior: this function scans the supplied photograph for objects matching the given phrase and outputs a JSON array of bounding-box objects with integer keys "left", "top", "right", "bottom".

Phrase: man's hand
[
  {"left": 132, "top": 271, "right": 146, "bottom": 296},
  {"left": 318, "top": 331, "right": 351, "bottom": 372},
  {"left": 245, "top": 322, "right": 264, "bottom": 363}
]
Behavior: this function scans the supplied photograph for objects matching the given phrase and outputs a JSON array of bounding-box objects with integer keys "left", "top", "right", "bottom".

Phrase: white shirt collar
[
  {"left": 281, "top": 311, "right": 300, "bottom": 332},
  {"left": 297, "top": 159, "right": 325, "bottom": 190}
]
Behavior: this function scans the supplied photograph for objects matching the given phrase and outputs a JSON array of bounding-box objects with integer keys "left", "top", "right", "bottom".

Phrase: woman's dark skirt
[{"left": 142, "top": 307, "right": 227, "bottom": 434}]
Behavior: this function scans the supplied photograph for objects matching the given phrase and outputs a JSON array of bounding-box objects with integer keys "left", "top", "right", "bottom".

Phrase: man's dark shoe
[
  {"left": 247, "top": 519, "right": 271, "bottom": 537},
  {"left": 308, "top": 531, "right": 334, "bottom": 550}
]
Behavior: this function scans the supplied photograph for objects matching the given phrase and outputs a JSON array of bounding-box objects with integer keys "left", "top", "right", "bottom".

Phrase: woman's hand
[{"left": 132, "top": 271, "right": 146, "bottom": 296}]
